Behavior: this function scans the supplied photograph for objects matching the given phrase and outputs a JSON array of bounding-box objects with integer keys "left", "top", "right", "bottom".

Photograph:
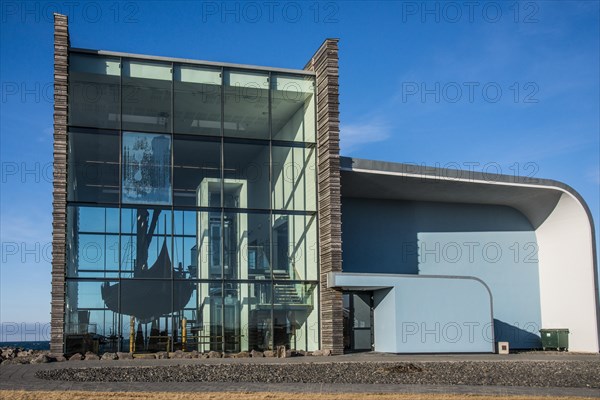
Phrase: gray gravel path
[
  {"left": 35, "top": 360, "right": 600, "bottom": 388},
  {"left": 2, "top": 353, "right": 600, "bottom": 397}
]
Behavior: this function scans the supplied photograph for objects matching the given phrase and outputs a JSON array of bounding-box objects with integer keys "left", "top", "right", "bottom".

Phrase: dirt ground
[{"left": 1, "top": 391, "right": 596, "bottom": 400}]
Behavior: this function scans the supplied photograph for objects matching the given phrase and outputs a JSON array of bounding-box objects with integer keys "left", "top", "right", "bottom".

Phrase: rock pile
[{"left": 0, "top": 345, "right": 330, "bottom": 365}]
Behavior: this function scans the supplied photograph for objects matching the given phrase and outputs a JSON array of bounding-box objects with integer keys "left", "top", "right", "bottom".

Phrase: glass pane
[
  {"left": 65, "top": 280, "right": 120, "bottom": 353},
  {"left": 193, "top": 211, "right": 224, "bottom": 279},
  {"left": 353, "top": 293, "right": 371, "bottom": 328},
  {"left": 120, "top": 207, "right": 172, "bottom": 278},
  {"left": 273, "top": 282, "right": 318, "bottom": 351},
  {"left": 173, "top": 136, "right": 220, "bottom": 207},
  {"left": 223, "top": 211, "right": 271, "bottom": 280},
  {"left": 272, "top": 145, "right": 317, "bottom": 211},
  {"left": 272, "top": 214, "right": 317, "bottom": 280},
  {"left": 67, "top": 206, "right": 120, "bottom": 277},
  {"left": 122, "top": 60, "right": 172, "bottom": 133},
  {"left": 68, "top": 129, "right": 119, "bottom": 204},
  {"left": 174, "top": 210, "right": 221, "bottom": 280},
  {"left": 69, "top": 54, "right": 120, "bottom": 129},
  {"left": 223, "top": 141, "right": 270, "bottom": 209},
  {"left": 246, "top": 282, "right": 273, "bottom": 351},
  {"left": 353, "top": 329, "right": 372, "bottom": 351},
  {"left": 223, "top": 70, "right": 269, "bottom": 139},
  {"left": 271, "top": 74, "right": 315, "bottom": 142},
  {"left": 174, "top": 65, "right": 221, "bottom": 136},
  {"left": 177, "top": 281, "right": 223, "bottom": 352},
  {"left": 122, "top": 132, "right": 172, "bottom": 205}
]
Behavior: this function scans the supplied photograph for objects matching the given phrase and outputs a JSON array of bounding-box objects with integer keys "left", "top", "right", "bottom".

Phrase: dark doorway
[{"left": 343, "top": 291, "right": 373, "bottom": 352}]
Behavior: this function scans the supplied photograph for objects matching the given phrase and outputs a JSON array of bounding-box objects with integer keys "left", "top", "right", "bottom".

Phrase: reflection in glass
[
  {"left": 65, "top": 280, "right": 120, "bottom": 354},
  {"left": 122, "top": 60, "right": 172, "bottom": 133},
  {"left": 173, "top": 136, "right": 221, "bottom": 207},
  {"left": 67, "top": 206, "right": 120, "bottom": 278},
  {"left": 177, "top": 281, "right": 223, "bottom": 352},
  {"left": 69, "top": 54, "right": 120, "bottom": 129},
  {"left": 273, "top": 282, "right": 318, "bottom": 351},
  {"left": 272, "top": 214, "right": 317, "bottom": 281},
  {"left": 174, "top": 65, "right": 221, "bottom": 135},
  {"left": 271, "top": 74, "right": 315, "bottom": 142},
  {"left": 272, "top": 145, "right": 316, "bottom": 211},
  {"left": 68, "top": 129, "right": 120, "bottom": 204},
  {"left": 224, "top": 71, "right": 269, "bottom": 139},
  {"left": 122, "top": 132, "right": 172, "bottom": 205},
  {"left": 120, "top": 207, "right": 172, "bottom": 278},
  {"left": 224, "top": 141, "right": 270, "bottom": 209},
  {"left": 222, "top": 211, "right": 271, "bottom": 281}
]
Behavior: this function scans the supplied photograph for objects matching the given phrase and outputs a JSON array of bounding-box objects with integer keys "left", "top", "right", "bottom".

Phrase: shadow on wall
[
  {"left": 341, "top": 198, "right": 534, "bottom": 274},
  {"left": 494, "top": 319, "right": 541, "bottom": 348}
]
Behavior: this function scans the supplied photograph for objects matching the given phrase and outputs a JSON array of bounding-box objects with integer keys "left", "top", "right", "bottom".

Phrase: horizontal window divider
[
  {"left": 173, "top": 133, "right": 221, "bottom": 142},
  {"left": 222, "top": 136, "right": 270, "bottom": 146},
  {"left": 66, "top": 278, "right": 119, "bottom": 282},
  {"left": 67, "top": 126, "right": 120, "bottom": 135},
  {"left": 271, "top": 140, "right": 317, "bottom": 148}
]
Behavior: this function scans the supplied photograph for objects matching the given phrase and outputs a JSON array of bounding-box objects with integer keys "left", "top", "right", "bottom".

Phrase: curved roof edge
[{"left": 341, "top": 156, "right": 592, "bottom": 214}]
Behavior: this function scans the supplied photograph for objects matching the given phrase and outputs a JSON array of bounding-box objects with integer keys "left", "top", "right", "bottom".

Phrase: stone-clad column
[
  {"left": 51, "top": 13, "right": 69, "bottom": 354},
  {"left": 305, "top": 39, "right": 343, "bottom": 355}
]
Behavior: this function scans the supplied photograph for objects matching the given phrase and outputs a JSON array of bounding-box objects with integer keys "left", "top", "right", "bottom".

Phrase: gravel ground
[{"left": 35, "top": 361, "right": 600, "bottom": 388}]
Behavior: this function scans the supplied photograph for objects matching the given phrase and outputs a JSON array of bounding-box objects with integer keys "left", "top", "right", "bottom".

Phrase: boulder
[
  {"left": 312, "top": 349, "right": 332, "bottom": 356},
  {"left": 170, "top": 350, "right": 185, "bottom": 359},
  {"left": 207, "top": 351, "right": 222, "bottom": 359},
  {"left": 200, "top": 353, "right": 210, "bottom": 359},
  {"left": 155, "top": 351, "right": 169, "bottom": 359},
  {"left": 250, "top": 350, "right": 264, "bottom": 358},
  {"left": 84, "top": 351, "right": 100, "bottom": 361},
  {"left": 116, "top": 352, "right": 133, "bottom": 360},
  {"left": 234, "top": 351, "right": 250, "bottom": 358},
  {"left": 69, "top": 353, "right": 83, "bottom": 361},
  {"left": 276, "top": 345, "right": 286, "bottom": 358},
  {"left": 101, "top": 352, "right": 118, "bottom": 361},
  {"left": 30, "top": 354, "right": 51, "bottom": 364},
  {"left": 17, "top": 349, "right": 33, "bottom": 358},
  {"left": 263, "top": 350, "right": 276, "bottom": 358}
]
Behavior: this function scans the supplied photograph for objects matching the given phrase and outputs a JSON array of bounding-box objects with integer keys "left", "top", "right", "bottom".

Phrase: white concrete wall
[
  {"left": 536, "top": 192, "right": 599, "bottom": 352},
  {"left": 329, "top": 273, "right": 494, "bottom": 353}
]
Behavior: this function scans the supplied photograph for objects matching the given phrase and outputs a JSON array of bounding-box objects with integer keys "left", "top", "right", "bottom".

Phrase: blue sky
[{"left": 1, "top": 1, "right": 599, "bottom": 335}]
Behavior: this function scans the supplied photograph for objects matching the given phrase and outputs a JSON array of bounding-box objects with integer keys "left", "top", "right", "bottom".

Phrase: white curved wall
[{"left": 536, "top": 192, "right": 599, "bottom": 352}]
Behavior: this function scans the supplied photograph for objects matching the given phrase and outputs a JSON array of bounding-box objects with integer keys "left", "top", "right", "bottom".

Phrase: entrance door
[{"left": 342, "top": 292, "right": 373, "bottom": 352}]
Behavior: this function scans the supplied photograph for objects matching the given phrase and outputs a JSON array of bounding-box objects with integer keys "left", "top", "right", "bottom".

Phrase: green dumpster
[{"left": 540, "top": 329, "right": 569, "bottom": 351}]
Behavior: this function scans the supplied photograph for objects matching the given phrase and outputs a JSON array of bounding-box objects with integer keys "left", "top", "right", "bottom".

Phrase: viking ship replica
[{"left": 100, "top": 208, "right": 194, "bottom": 322}]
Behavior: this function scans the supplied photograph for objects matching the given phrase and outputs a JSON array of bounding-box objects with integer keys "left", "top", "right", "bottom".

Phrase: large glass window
[
  {"left": 271, "top": 74, "right": 316, "bottom": 142},
  {"left": 66, "top": 53, "right": 319, "bottom": 353},
  {"left": 223, "top": 71, "right": 269, "bottom": 140},
  {"left": 122, "top": 132, "right": 172, "bottom": 205},
  {"left": 174, "top": 65, "right": 221, "bottom": 136},
  {"left": 69, "top": 54, "right": 120, "bottom": 129},
  {"left": 173, "top": 135, "right": 220, "bottom": 207},
  {"left": 122, "top": 60, "right": 172, "bottom": 133},
  {"left": 68, "top": 129, "right": 120, "bottom": 204}
]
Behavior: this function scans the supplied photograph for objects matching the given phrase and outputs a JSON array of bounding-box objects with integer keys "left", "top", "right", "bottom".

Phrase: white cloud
[{"left": 340, "top": 117, "right": 391, "bottom": 154}]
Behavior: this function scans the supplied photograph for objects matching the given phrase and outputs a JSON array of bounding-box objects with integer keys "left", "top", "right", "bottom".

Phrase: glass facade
[{"left": 65, "top": 52, "right": 319, "bottom": 353}]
